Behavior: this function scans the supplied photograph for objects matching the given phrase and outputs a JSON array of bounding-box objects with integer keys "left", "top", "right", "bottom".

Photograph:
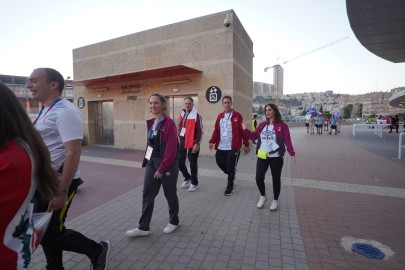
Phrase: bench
[{"left": 352, "top": 124, "right": 391, "bottom": 138}]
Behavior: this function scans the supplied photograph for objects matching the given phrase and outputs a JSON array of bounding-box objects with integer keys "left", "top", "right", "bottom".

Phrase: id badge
[
  {"left": 145, "top": 146, "right": 153, "bottom": 160},
  {"left": 270, "top": 141, "right": 279, "bottom": 151},
  {"left": 180, "top": 127, "right": 186, "bottom": 136}
]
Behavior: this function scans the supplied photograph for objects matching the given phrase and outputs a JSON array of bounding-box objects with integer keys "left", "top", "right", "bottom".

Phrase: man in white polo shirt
[{"left": 28, "top": 68, "right": 111, "bottom": 270}]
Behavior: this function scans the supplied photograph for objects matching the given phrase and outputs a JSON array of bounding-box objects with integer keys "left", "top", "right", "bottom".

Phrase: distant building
[
  {"left": 0, "top": 74, "right": 74, "bottom": 115},
  {"left": 253, "top": 81, "right": 274, "bottom": 97}
]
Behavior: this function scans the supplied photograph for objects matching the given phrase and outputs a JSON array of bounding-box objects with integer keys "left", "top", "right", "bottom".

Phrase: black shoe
[
  {"left": 92, "top": 240, "right": 111, "bottom": 270},
  {"left": 224, "top": 187, "right": 234, "bottom": 196}
]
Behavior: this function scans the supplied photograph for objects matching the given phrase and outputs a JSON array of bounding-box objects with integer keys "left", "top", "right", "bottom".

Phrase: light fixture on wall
[
  {"left": 89, "top": 87, "right": 109, "bottom": 92},
  {"left": 162, "top": 80, "right": 190, "bottom": 85}
]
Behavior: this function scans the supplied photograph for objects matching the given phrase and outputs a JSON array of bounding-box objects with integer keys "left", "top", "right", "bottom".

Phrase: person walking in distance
[
  {"left": 252, "top": 114, "right": 258, "bottom": 144},
  {"left": 390, "top": 115, "right": 399, "bottom": 133},
  {"left": 178, "top": 97, "right": 203, "bottom": 192},
  {"left": 242, "top": 103, "right": 295, "bottom": 211},
  {"left": 209, "top": 96, "right": 250, "bottom": 196},
  {"left": 329, "top": 115, "right": 338, "bottom": 135},
  {"left": 27, "top": 68, "right": 111, "bottom": 270},
  {"left": 126, "top": 93, "right": 180, "bottom": 237}
]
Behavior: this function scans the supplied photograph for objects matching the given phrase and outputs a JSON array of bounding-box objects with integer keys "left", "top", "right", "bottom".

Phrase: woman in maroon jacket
[
  {"left": 243, "top": 103, "right": 295, "bottom": 211},
  {"left": 126, "top": 93, "right": 179, "bottom": 237}
]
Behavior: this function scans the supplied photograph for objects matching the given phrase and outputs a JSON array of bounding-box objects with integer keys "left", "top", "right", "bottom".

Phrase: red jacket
[{"left": 209, "top": 110, "right": 249, "bottom": 150}]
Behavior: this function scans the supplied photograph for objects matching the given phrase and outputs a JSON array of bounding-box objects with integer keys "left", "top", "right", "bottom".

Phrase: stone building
[{"left": 73, "top": 10, "right": 253, "bottom": 155}]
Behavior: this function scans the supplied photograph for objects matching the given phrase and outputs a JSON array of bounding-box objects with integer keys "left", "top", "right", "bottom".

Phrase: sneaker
[
  {"left": 257, "top": 196, "right": 267, "bottom": 209},
  {"left": 188, "top": 184, "right": 198, "bottom": 192},
  {"left": 180, "top": 180, "right": 191, "bottom": 189},
  {"left": 163, "top": 223, "right": 178, "bottom": 234},
  {"left": 269, "top": 200, "right": 278, "bottom": 211},
  {"left": 224, "top": 187, "right": 234, "bottom": 196},
  {"left": 126, "top": 228, "right": 150, "bottom": 237},
  {"left": 92, "top": 240, "right": 111, "bottom": 270}
]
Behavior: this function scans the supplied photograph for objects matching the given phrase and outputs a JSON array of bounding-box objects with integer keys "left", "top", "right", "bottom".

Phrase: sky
[{"left": 1, "top": 0, "right": 404, "bottom": 95}]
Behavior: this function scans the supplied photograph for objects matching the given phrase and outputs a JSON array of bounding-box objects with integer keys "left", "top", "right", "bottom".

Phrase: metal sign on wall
[
  {"left": 77, "top": 97, "right": 85, "bottom": 109},
  {"left": 206, "top": 86, "right": 222, "bottom": 103}
]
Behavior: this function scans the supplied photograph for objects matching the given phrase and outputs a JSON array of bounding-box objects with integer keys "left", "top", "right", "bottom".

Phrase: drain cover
[{"left": 352, "top": 243, "right": 385, "bottom": 259}]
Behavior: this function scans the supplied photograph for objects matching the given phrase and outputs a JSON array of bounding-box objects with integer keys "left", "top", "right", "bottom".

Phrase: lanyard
[
  {"left": 182, "top": 112, "right": 189, "bottom": 128},
  {"left": 33, "top": 98, "right": 62, "bottom": 125},
  {"left": 221, "top": 111, "right": 233, "bottom": 126},
  {"left": 264, "top": 124, "right": 274, "bottom": 140},
  {"left": 149, "top": 115, "right": 163, "bottom": 140}
]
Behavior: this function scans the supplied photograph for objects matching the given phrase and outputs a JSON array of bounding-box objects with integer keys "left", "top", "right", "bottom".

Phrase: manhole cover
[{"left": 352, "top": 243, "right": 385, "bottom": 259}]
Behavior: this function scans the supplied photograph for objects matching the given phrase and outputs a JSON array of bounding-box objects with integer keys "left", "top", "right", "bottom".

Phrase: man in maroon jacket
[{"left": 209, "top": 96, "right": 250, "bottom": 196}]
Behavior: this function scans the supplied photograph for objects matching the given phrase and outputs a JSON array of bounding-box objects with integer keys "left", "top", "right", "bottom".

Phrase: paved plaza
[{"left": 28, "top": 125, "right": 405, "bottom": 270}]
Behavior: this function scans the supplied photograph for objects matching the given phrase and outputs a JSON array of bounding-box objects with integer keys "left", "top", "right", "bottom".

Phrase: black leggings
[{"left": 255, "top": 157, "right": 283, "bottom": 200}]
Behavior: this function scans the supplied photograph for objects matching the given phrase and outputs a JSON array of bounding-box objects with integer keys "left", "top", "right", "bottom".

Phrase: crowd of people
[
  {"left": 366, "top": 114, "right": 403, "bottom": 133},
  {"left": 1, "top": 68, "right": 296, "bottom": 269},
  {"left": 305, "top": 114, "right": 341, "bottom": 135}
]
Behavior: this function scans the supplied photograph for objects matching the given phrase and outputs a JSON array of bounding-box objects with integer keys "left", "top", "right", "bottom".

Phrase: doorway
[{"left": 91, "top": 100, "right": 114, "bottom": 145}]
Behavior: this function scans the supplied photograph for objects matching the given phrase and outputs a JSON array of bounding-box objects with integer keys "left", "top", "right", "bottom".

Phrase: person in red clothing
[
  {"left": 126, "top": 93, "right": 180, "bottom": 237},
  {"left": 209, "top": 96, "right": 250, "bottom": 196},
  {"left": 0, "top": 82, "right": 58, "bottom": 269},
  {"left": 243, "top": 103, "right": 295, "bottom": 211},
  {"left": 178, "top": 97, "right": 203, "bottom": 192}
]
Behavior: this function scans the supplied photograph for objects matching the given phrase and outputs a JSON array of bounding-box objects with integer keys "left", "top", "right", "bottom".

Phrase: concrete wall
[{"left": 73, "top": 10, "right": 253, "bottom": 155}]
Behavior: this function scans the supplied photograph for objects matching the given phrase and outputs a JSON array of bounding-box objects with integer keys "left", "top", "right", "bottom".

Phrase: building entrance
[{"left": 90, "top": 100, "right": 114, "bottom": 145}]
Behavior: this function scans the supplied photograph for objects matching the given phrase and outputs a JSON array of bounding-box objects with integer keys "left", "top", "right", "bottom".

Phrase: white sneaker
[
  {"left": 188, "top": 184, "right": 198, "bottom": 192},
  {"left": 126, "top": 228, "right": 150, "bottom": 237},
  {"left": 163, "top": 223, "right": 178, "bottom": 234},
  {"left": 180, "top": 180, "right": 191, "bottom": 189},
  {"left": 270, "top": 200, "right": 278, "bottom": 211},
  {"left": 257, "top": 196, "right": 267, "bottom": 209}
]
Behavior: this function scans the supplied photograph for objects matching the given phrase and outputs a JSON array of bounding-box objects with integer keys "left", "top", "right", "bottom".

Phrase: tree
[
  {"left": 258, "top": 105, "right": 264, "bottom": 115},
  {"left": 343, "top": 104, "right": 353, "bottom": 119}
]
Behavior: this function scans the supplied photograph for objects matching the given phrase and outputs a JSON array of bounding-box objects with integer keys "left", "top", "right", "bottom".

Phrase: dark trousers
[
  {"left": 139, "top": 157, "right": 179, "bottom": 231},
  {"left": 390, "top": 124, "right": 399, "bottom": 133},
  {"left": 178, "top": 141, "right": 200, "bottom": 185},
  {"left": 255, "top": 157, "right": 284, "bottom": 200},
  {"left": 36, "top": 178, "right": 101, "bottom": 270},
  {"left": 215, "top": 149, "right": 240, "bottom": 189}
]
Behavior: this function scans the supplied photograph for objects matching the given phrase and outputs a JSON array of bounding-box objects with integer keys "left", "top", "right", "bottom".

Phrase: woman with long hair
[
  {"left": 126, "top": 93, "right": 180, "bottom": 237},
  {"left": 243, "top": 103, "right": 295, "bottom": 211},
  {"left": 0, "top": 82, "right": 58, "bottom": 269}
]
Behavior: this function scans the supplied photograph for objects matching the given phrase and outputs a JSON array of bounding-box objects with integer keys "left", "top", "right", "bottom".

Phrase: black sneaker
[
  {"left": 224, "top": 187, "right": 234, "bottom": 196},
  {"left": 92, "top": 240, "right": 111, "bottom": 270}
]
